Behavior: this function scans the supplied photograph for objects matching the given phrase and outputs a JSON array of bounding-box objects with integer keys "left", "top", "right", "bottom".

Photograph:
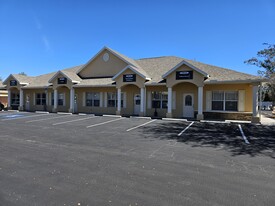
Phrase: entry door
[
  {"left": 25, "top": 94, "right": 30, "bottom": 111},
  {"left": 74, "top": 94, "right": 78, "bottom": 113},
  {"left": 183, "top": 93, "right": 194, "bottom": 118},
  {"left": 134, "top": 94, "right": 141, "bottom": 115}
]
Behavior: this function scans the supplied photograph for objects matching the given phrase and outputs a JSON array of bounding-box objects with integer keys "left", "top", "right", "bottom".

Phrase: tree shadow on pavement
[{"left": 141, "top": 122, "right": 275, "bottom": 158}]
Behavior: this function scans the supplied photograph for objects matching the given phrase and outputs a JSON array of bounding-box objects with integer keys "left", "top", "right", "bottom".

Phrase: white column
[
  {"left": 117, "top": 88, "right": 121, "bottom": 112},
  {"left": 45, "top": 90, "right": 49, "bottom": 106},
  {"left": 8, "top": 89, "right": 11, "bottom": 108},
  {"left": 19, "top": 89, "right": 24, "bottom": 109},
  {"left": 198, "top": 86, "right": 203, "bottom": 115},
  {"left": 252, "top": 85, "right": 259, "bottom": 117},
  {"left": 168, "top": 87, "right": 172, "bottom": 114},
  {"left": 140, "top": 87, "right": 144, "bottom": 113},
  {"left": 70, "top": 88, "right": 75, "bottom": 113},
  {"left": 54, "top": 89, "right": 58, "bottom": 110}
]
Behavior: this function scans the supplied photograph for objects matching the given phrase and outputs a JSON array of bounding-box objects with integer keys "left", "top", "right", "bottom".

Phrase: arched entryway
[
  {"left": 53, "top": 86, "right": 70, "bottom": 112},
  {"left": 9, "top": 88, "right": 20, "bottom": 110},
  {"left": 120, "top": 84, "right": 142, "bottom": 116},
  {"left": 171, "top": 82, "right": 199, "bottom": 119}
]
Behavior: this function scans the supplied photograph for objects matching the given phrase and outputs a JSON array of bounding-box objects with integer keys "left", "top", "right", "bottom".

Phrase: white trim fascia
[
  {"left": 144, "top": 82, "right": 167, "bottom": 86},
  {"left": 48, "top": 70, "right": 62, "bottom": 83},
  {"left": 77, "top": 46, "right": 138, "bottom": 75},
  {"left": 19, "top": 82, "right": 29, "bottom": 85},
  {"left": 72, "top": 80, "right": 80, "bottom": 83},
  {"left": 162, "top": 60, "right": 209, "bottom": 78},
  {"left": 3, "top": 74, "right": 17, "bottom": 85},
  {"left": 205, "top": 79, "right": 264, "bottom": 85},
  {"left": 48, "top": 70, "right": 78, "bottom": 83},
  {"left": 112, "top": 65, "right": 147, "bottom": 80},
  {"left": 72, "top": 84, "right": 116, "bottom": 88}
]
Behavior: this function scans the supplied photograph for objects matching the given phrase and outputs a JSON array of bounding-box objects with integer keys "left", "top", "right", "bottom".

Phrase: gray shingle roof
[
  {"left": 74, "top": 78, "right": 115, "bottom": 87},
  {"left": 136, "top": 56, "right": 183, "bottom": 83},
  {"left": 0, "top": 81, "right": 6, "bottom": 89},
  {"left": 3, "top": 53, "right": 262, "bottom": 89},
  {"left": 12, "top": 74, "right": 35, "bottom": 84},
  {"left": 182, "top": 58, "right": 260, "bottom": 82}
]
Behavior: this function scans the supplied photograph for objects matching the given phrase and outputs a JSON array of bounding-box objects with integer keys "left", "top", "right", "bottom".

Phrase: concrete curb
[
  {"left": 35, "top": 111, "right": 49, "bottom": 114},
  {"left": 103, "top": 114, "right": 122, "bottom": 118},
  {"left": 162, "top": 118, "right": 187, "bottom": 122},
  {"left": 130, "top": 116, "right": 151, "bottom": 119},
  {"left": 57, "top": 112, "right": 73, "bottom": 115}
]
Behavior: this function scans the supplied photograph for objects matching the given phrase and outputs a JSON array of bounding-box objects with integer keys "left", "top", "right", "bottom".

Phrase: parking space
[{"left": 0, "top": 112, "right": 274, "bottom": 205}]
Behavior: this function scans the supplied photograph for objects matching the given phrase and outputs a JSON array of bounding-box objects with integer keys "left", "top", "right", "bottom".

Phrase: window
[
  {"left": 212, "top": 91, "right": 238, "bottom": 111},
  {"left": 58, "top": 93, "right": 64, "bottom": 106},
  {"left": 107, "top": 92, "right": 124, "bottom": 107},
  {"left": 11, "top": 93, "right": 20, "bottom": 105},
  {"left": 152, "top": 92, "right": 168, "bottom": 109},
  {"left": 225, "top": 91, "right": 238, "bottom": 111},
  {"left": 212, "top": 91, "right": 224, "bottom": 110},
  {"left": 36, "top": 93, "right": 46, "bottom": 105},
  {"left": 86, "top": 92, "right": 100, "bottom": 107}
]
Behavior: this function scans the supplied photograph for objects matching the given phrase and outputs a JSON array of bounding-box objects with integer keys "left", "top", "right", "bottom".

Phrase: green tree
[
  {"left": 18, "top": 72, "right": 27, "bottom": 76},
  {"left": 245, "top": 43, "right": 275, "bottom": 106},
  {"left": 0, "top": 76, "right": 2, "bottom": 81}
]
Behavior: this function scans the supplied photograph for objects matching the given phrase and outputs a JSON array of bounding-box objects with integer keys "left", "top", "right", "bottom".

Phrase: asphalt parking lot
[{"left": 0, "top": 111, "right": 274, "bottom": 206}]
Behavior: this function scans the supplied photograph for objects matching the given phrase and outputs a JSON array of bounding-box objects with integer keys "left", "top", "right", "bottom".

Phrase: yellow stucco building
[{"left": 2, "top": 47, "right": 263, "bottom": 122}]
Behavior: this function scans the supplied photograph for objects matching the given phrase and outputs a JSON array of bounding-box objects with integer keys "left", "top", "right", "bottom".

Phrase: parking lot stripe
[
  {"left": 53, "top": 116, "right": 96, "bottom": 125},
  {"left": 2, "top": 113, "right": 49, "bottom": 121},
  {"left": 178, "top": 121, "right": 194, "bottom": 136},
  {"left": 126, "top": 119, "right": 156, "bottom": 132},
  {"left": 238, "top": 124, "right": 250, "bottom": 144},
  {"left": 86, "top": 117, "right": 125, "bottom": 128},
  {"left": 26, "top": 115, "right": 70, "bottom": 123}
]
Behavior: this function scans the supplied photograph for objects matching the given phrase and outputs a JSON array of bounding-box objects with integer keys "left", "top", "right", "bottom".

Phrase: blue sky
[{"left": 0, "top": 0, "right": 275, "bottom": 80}]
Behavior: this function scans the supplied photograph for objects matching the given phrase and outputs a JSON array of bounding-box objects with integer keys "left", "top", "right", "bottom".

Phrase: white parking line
[
  {"left": 26, "top": 115, "right": 70, "bottom": 123},
  {"left": 238, "top": 124, "right": 250, "bottom": 144},
  {"left": 126, "top": 119, "right": 156, "bottom": 132},
  {"left": 86, "top": 117, "right": 125, "bottom": 128},
  {"left": 53, "top": 116, "right": 96, "bottom": 126},
  {"left": 178, "top": 121, "right": 194, "bottom": 136},
  {"left": 2, "top": 113, "right": 49, "bottom": 121}
]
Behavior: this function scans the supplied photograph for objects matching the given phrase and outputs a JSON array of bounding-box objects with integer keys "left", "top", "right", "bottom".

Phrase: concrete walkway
[{"left": 260, "top": 111, "right": 275, "bottom": 125}]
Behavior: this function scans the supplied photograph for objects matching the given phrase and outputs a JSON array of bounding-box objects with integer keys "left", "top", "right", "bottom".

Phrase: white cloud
[
  {"left": 34, "top": 16, "right": 42, "bottom": 30},
  {"left": 42, "top": 35, "right": 50, "bottom": 51}
]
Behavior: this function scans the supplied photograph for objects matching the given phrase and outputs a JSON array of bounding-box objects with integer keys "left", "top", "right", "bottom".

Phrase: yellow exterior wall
[
  {"left": 78, "top": 49, "right": 128, "bottom": 78},
  {"left": 204, "top": 83, "right": 253, "bottom": 112},
  {"left": 121, "top": 84, "right": 140, "bottom": 116},
  {"left": 146, "top": 86, "right": 168, "bottom": 117},
  {"left": 4, "top": 76, "right": 21, "bottom": 91},
  {"left": 75, "top": 87, "right": 117, "bottom": 114},
  {"left": 166, "top": 65, "right": 205, "bottom": 87},
  {"left": 52, "top": 74, "right": 73, "bottom": 90},
  {"left": 0, "top": 90, "right": 8, "bottom": 107},
  {"left": 115, "top": 69, "right": 145, "bottom": 89},
  {"left": 172, "top": 83, "right": 198, "bottom": 118}
]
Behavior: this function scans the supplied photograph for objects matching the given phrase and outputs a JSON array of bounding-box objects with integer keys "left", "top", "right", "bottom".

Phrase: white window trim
[{"left": 211, "top": 90, "right": 238, "bottom": 112}]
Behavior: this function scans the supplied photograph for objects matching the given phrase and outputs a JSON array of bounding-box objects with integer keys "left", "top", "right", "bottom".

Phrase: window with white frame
[
  {"left": 36, "top": 93, "right": 46, "bottom": 105},
  {"left": 151, "top": 91, "right": 168, "bottom": 109},
  {"left": 212, "top": 91, "right": 238, "bottom": 111},
  {"left": 11, "top": 92, "right": 20, "bottom": 105},
  {"left": 86, "top": 92, "right": 100, "bottom": 107},
  {"left": 107, "top": 92, "right": 124, "bottom": 107},
  {"left": 58, "top": 93, "right": 64, "bottom": 106}
]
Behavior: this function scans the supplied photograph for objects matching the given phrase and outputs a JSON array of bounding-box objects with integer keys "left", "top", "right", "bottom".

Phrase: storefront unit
[
  {"left": 0, "top": 81, "right": 8, "bottom": 108},
  {"left": 3, "top": 46, "right": 264, "bottom": 122}
]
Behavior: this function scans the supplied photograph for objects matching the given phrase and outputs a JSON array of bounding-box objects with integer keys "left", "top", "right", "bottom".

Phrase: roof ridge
[
  {"left": 136, "top": 56, "right": 181, "bottom": 60},
  {"left": 182, "top": 58, "right": 258, "bottom": 77}
]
